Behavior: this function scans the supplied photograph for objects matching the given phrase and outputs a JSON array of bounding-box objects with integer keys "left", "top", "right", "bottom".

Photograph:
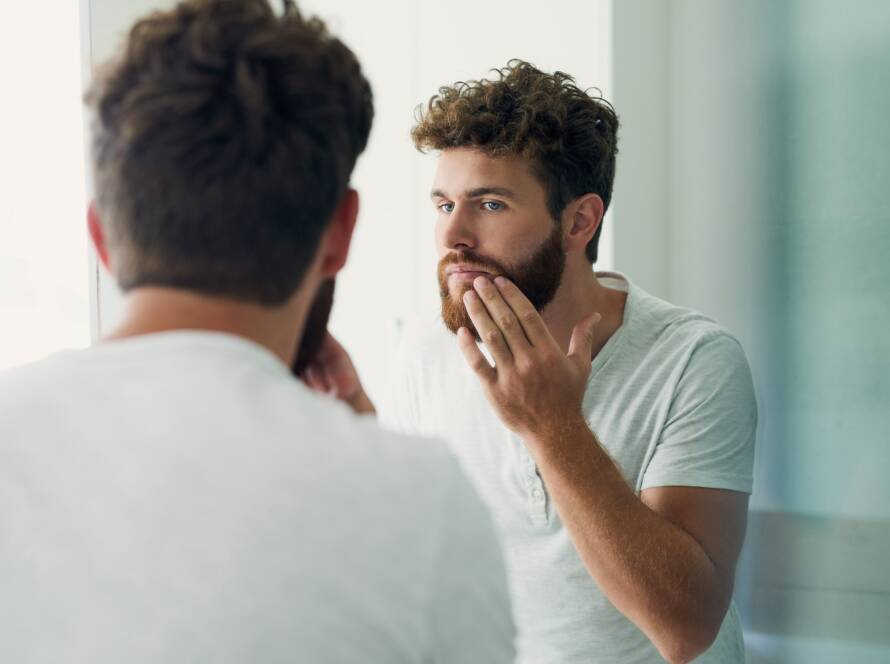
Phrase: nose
[{"left": 439, "top": 203, "right": 477, "bottom": 252}]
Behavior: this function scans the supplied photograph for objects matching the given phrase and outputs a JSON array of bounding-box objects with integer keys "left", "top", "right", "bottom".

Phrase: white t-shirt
[
  {"left": 381, "top": 272, "right": 757, "bottom": 664},
  {"left": 0, "top": 331, "right": 515, "bottom": 664}
]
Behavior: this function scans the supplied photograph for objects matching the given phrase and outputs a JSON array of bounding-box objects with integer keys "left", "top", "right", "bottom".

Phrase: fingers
[
  {"left": 301, "top": 365, "right": 328, "bottom": 392},
  {"left": 302, "top": 364, "right": 338, "bottom": 397},
  {"left": 492, "top": 277, "right": 554, "bottom": 348},
  {"left": 457, "top": 326, "right": 496, "bottom": 383},
  {"left": 301, "top": 332, "right": 361, "bottom": 400},
  {"left": 471, "top": 276, "right": 532, "bottom": 355},
  {"left": 325, "top": 354, "right": 361, "bottom": 400},
  {"left": 314, "top": 332, "right": 346, "bottom": 363},
  {"left": 567, "top": 312, "right": 602, "bottom": 369},
  {"left": 463, "top": 289, "right": 514, "bottom": 368}
]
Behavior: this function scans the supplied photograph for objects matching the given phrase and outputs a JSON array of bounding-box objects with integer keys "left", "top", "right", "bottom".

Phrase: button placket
[{"left": 517, "top": 437, "right": 548, "bottom": 526}]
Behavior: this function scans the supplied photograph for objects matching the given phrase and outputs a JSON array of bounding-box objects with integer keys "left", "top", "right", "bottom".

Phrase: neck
[
  {"left": 104, "top": 287, "right": 307, "bottom": 367},
  {"left": 541, "top": 261, "right": 627, "bottom": 359}
]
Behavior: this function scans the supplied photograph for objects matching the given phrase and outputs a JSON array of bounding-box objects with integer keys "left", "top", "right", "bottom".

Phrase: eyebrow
[{"left": 430, "top": 186, "right": 520, "bottom": 201}]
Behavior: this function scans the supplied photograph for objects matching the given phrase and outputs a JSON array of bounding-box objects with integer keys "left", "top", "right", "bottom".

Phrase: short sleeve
[{"left": 641, "top": 332, "right": 757, "bottom": 493}]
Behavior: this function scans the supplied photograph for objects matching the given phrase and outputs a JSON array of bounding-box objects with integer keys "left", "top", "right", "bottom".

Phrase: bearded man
[{"left": 304, "top": 60, "right": 756, "bottom": 664}]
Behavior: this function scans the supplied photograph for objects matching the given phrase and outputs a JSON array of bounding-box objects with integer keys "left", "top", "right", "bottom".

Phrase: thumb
[{"left": 568, "top": 312, "right": 602, "bottom": 368}]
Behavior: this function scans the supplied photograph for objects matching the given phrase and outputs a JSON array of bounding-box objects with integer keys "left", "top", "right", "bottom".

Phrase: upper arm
[
  {"left": 638, "top": 333, "right": 756, "bottom": 605},
  {"left": 641, "top": 485, "right": 749, "bottom": 595}
]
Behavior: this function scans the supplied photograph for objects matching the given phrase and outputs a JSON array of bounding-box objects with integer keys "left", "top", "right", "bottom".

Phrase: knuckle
[
  {"left": 484, "top": 329, "right": 502, "bottom": 344},
  {"left": 515, "top": 358, "right": 535, "bottom": 375},
  {"left": 539, "top": 351, "right": 558, "bottom": 365},
  {"left": 497, "top": 315, "right": 515, "bottom": 331},
  {"left": 520, "top": 310, "right": 538, "bottom": 325}
]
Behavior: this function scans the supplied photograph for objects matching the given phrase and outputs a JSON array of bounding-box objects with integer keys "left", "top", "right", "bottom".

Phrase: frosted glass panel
[
  {"left": 775, "top": 0, "right": 890, "bottom": 520},
  {"left": 614, "top": 1, "right": 890, "bottom": 661}
]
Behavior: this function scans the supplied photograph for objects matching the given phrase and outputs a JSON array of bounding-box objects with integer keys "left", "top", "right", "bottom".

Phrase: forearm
[{"left": 528, "top": 419, "right": 729, "bottom": 662}]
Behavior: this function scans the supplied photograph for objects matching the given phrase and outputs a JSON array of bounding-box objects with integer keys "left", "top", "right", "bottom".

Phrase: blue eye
[
  {"left": 438, "top": 202, "right": 455, "bottom": 213},
  {"left": 482, "top": 201, "right": 504, "bottom": 211}
]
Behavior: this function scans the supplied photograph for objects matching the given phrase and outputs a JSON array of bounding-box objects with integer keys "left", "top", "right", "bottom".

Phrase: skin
[
  {"left": 87, "top": 189, "right": 360, "bottom": 367},
  {"left": 301, "top": 333, "right": 375, "bottom": 413},
  {"left": 308, "top": 148, "right": 749, "bottom": 664}
]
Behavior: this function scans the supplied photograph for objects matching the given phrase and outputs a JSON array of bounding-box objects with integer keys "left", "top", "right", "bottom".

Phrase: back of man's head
[{"left": 86, "top": 0, "right": 373, "bottom": 305}]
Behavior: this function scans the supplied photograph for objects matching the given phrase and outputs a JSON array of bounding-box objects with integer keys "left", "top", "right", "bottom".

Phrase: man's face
[{"left": 432, "top": 148, "right": 566, "bottom": 339}]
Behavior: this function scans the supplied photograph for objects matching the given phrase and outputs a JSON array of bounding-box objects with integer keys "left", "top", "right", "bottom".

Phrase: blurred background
[{"left": 1, "top": 1, "right": 887, "bottom": 661}]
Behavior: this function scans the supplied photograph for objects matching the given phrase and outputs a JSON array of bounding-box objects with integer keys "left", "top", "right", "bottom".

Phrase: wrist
[{"left": 524, "top": 412, "right": 590, "bottom": 454}]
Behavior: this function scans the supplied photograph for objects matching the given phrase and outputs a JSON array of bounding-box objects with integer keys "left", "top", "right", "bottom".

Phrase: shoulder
[
  {"left": 629, "top": 284, "right": 749, "bottom": 368},
  {"left": 629, "top": 296, "right": 756, "bottom": 423},
  {"left": 302, "top": 390, "right": 466, "bottom": 495},
  {"left": 0, "top": 350, "right": 82, "bottom": 412},
  {"left": 340, "top": 408, "right": 457, "bottom": 471}
]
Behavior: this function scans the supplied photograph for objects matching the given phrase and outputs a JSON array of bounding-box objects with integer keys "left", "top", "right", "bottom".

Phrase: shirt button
[{"left": 531, "top": 488, "right": 543, "bottom": 501}]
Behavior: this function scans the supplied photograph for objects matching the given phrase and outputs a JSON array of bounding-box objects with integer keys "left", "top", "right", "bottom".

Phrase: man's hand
[
  {"left": 299, "top": 332, "right": 376, "bottom": 415},
  {"left": 457, "top": 276, "right": 600, "bottom": 440}
]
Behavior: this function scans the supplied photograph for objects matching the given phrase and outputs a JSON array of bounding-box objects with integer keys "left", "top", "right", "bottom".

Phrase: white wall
[{"left": 82, "top": 0, "right": 613, "bottom": 404}]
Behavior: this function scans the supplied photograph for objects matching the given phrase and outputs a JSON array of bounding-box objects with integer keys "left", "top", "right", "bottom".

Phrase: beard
[
  {"left": 292, "top": 278, "right": 335, "bottom": 375},
  {"left": 438, "top": 223, "right": 566, "bottom": 340}
]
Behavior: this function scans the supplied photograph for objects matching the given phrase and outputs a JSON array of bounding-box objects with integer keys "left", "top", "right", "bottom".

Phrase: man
[
  {"left": 0, "top": 2, "right": 515, "bottom": 661},
  {"left": 309, "top": 61, "right": 757, "bottom": 664}
]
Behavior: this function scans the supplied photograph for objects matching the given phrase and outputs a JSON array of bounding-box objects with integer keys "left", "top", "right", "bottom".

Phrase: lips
[
  {"left": 446, "top": 267, "right": 493, "bottom": 286},
  {"left": 445, "top": 265, "right": 493, "bottom": 277},
  {"left": 449, "top": 273, "right": 491, "bottom": 288}
]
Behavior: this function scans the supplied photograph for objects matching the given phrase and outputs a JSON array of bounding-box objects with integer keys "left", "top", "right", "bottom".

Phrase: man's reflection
[{"left": 309, "top": 60, "right": 757, "bottom": 664}]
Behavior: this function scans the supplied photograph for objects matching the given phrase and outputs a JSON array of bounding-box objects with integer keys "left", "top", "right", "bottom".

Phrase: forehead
[{"left": 432, "top": 147, "right": 543, "bottom": 198}]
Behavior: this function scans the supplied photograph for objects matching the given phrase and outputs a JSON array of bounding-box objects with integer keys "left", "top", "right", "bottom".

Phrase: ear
[
  {"left": 87, "top": 201, "right": 113, "bottom": 273},
  {"left": 563, "top": 193, "right": 604, "bottom": 254},
  {"left": 318, "top": 188, "right": 359, "bottom": 278}
]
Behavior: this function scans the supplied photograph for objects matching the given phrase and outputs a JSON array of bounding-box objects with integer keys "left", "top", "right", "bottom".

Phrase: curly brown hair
[
  {"left": 86, "top": 0, "right": 373, "bottom": 305},
  {"left": 412, "top": 60, "right": 618, "bottom": 263}
]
